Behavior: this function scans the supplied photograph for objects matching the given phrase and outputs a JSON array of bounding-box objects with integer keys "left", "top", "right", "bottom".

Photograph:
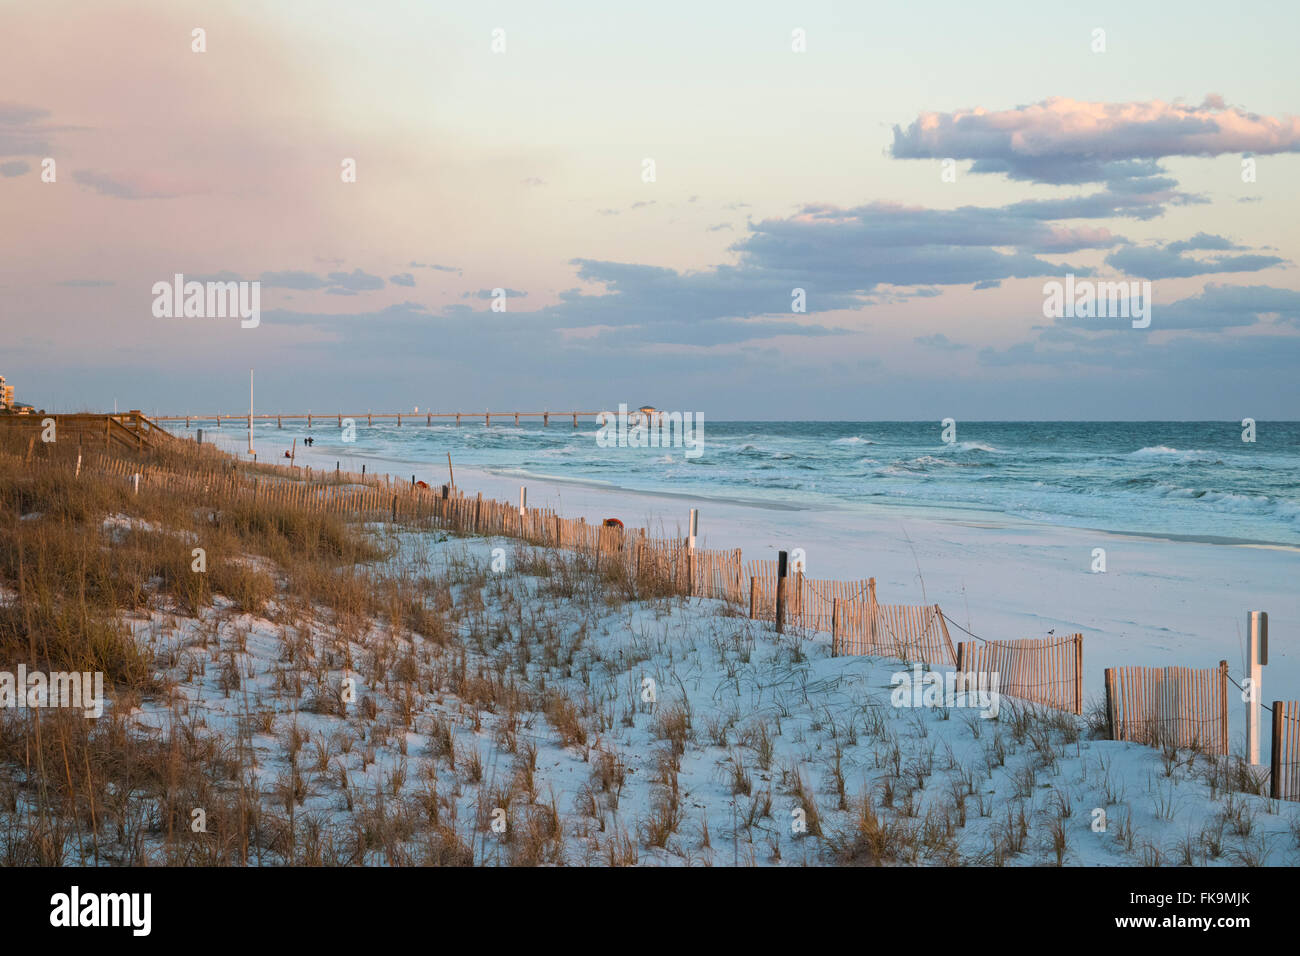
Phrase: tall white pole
[
  {"left": 248, "top": 368, "right": 254, "bottom": 455},
  {"left": 1247, "top": 611, "right": 1268, "bottom": 765}
]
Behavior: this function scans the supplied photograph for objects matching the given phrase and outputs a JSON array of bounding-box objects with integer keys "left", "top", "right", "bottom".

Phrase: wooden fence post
[
  {"left": 775, "top": 550, "right": 788, "bottom": 634},
  {"left": 1271, "top": 702, "right": 1284, "bottom": 800},
  {"left": 749, "top": 577, "right": 757, "bottom": 620},
  {"left": 1218, "top": 660, "right": 1230, "bottom": 755},
  {"left": 831, "top": 598, "right": 840, "bottom": 656},
  {"left": 1073, "top": 634, "right": 1083, "bottom": 715},
  {"left": 1104, "top": 668, "right": 1116, "bottom": 741},
  {"left": 794, "top": 569, "right": 803, "bottom": 628}
]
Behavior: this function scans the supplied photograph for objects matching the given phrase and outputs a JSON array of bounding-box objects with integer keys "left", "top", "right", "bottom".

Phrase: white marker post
[
  {"left": 248, "top": 367, "right": 254, "bottom": 456},
  {"left": 1247, "top": 611, "right": 1268, "bottom": 765},
  {"left": 519, "top": 486, "right": 527, "bottom": 516},
  {"left": 687, "top": 508, "right": 699, "bottom": 597}
]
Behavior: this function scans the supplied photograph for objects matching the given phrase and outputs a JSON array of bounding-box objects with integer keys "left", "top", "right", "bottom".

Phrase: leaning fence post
[{"left": 775, "top": 550, "right": 788, "bottom": 634}]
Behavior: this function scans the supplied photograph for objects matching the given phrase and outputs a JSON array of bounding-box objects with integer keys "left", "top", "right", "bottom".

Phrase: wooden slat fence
[
  {"left": 836, "top": 602, "right": 955, "bottom": 666},
  {"left": 1104, "top": 662, "right": 1229, "bottom": 754},
  {"left": 691, "top": 548, "right": 744, "bottom": 603},
  {"left": 742, "top": 560, "right": 875, "bottom": 634},
  {"left": 1271, "top": 701, "right": 1300, "bottom": 801},
  {"left": 955, "top": 634, "right": 1083, "bottom": 714}
]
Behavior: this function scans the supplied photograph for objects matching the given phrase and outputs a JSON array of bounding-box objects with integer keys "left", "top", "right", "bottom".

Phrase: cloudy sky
[{"left": 3, "top": 0, "right": 1299, "bottom": 419}]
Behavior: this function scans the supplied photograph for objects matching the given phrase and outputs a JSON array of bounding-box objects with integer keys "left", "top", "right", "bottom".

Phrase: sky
[{"left": 2, "top": 0, "right": 1299, "bottom": 419}]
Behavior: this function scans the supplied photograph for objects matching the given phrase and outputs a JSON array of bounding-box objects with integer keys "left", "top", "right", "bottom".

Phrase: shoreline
[
  {"left": 188, "top": 426, "right": 1300, "bottom": 744},
  {"left": 176, "top": 423, "right": 1300, "bottom": 550}
]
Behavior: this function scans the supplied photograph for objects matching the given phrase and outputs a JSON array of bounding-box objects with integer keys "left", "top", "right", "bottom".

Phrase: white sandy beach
[{"left": 202, "top": 425, "right": 1300, "bottom": 749}]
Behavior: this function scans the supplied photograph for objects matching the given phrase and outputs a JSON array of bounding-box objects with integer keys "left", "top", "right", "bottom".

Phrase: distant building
[
  {"left": 631, "top": 404, "right": 660, "bottom": 426},
  {"left": 0, "top": 375, "right": 12, "bottom": 410},
  {"left": 624, "top": 403, "right": 660, "bottom": 426}
]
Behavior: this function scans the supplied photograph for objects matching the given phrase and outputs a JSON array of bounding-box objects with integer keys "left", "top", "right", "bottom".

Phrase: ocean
[{"left": 201, "top": 420, "right": 1300, "bottom": 548}]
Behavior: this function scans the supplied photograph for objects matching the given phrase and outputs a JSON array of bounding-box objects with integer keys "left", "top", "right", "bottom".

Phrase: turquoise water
[{"left": 184, "top": 420, "right": 1300, "bottom": 547}]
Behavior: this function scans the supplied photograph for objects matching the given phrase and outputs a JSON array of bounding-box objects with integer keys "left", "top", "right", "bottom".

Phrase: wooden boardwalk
[{"left": 0, "top": 411, "right": 177, "bottom": 452}]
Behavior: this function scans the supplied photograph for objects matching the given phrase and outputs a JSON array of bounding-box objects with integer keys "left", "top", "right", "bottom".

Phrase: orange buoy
[{"left": 415, "top": 480, "right": 430, "bottom": 489}]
